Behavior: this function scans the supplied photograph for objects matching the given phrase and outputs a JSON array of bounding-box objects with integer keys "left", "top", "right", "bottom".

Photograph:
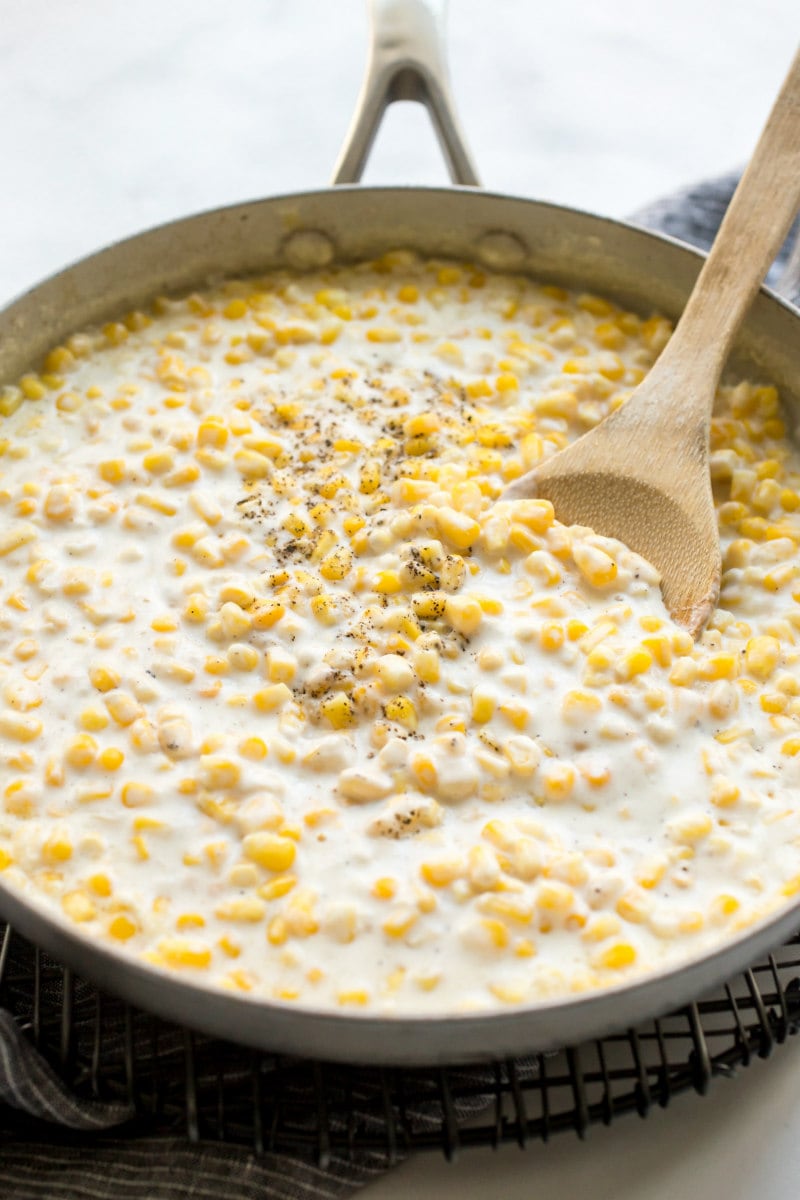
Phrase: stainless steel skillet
[{"left": 1, "top": 0, "right": 799, "bottom": 1066}]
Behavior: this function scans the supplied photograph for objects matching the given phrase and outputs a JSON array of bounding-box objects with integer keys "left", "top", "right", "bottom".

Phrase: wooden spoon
[{"left": 505, "top": 48, "right": 800, "bottom": 637}]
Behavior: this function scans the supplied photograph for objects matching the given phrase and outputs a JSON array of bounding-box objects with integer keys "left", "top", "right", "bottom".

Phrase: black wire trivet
[{"left": 1, "top": 921, "right": 800, "bottom": 1165}]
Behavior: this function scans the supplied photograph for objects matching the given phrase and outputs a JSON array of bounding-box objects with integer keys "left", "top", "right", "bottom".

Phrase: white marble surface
[
  {"left": 1, "top": 2, "right": 799, "bottom": 1197},
  {"left": 0, "top": 0, "right": 797, "bottom": 303}
]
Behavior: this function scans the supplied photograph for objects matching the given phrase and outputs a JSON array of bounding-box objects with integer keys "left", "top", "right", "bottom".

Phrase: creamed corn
[{"left": 0, "top": 252, "right": 799, "bottom": 1012}]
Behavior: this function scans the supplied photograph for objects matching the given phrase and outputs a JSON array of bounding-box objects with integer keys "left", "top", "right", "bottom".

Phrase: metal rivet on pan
[
  {"left": 282, "top": 230, "right": 336, "bottom": 269},
  {"left": 475, "top": 231, "right": 528, "bottom": 271}
]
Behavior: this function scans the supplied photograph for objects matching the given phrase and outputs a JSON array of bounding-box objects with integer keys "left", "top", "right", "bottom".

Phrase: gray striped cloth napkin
[{"left": 0, "top": 173, "right": 798, "bottom": 1198}]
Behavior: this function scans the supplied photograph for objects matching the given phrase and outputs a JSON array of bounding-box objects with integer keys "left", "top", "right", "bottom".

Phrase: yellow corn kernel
[
  {"left": 223, "top": 298, "right": 248, "bottom": 320},
  {"left": 616, "top": 890, "right": 651, "bottom": 924},
  {"left": 283, "top": 512, "right": 312, "bottom": 539},
  {"left": 382, "top": 908, "right": 418, "bottom": 939},
  {"left": 561, "top": 690, "right": 602, "bottom": 720},
  {"left": 62, "top": 891, "right": 96, "bottom": 922},
  {"left": 474, "top": 594, "right": 503, "bottom": 616},
  {"left": 217, "top": 600, "right": 251, "bottom": 639},
  {"left": 496, "top": 372, "right": 519, "bottom": 393},
  {"left": 64, "top": 734, "right": 97, "bottom": 769},
  {"left": 668, "top": 812, "right": 713, "bottom": 843},
  {"left": 359, "top": 461, "right": 381, "bottom": 494},
  {"left": 465, "top": 378, "right": 492, "bottom": 399},
  {"left": 0, "top": 386, "right": 23, "bottom": 416},
  {"left": 251, "top": 600, "right": 285, "bottom": 629},
  {"left": 108, "top": 914, "right": 138, "bottom": 941},
  {"left": 0, "top": 523, "right": 37, "bottom": 557},
  {"left": 243, "top": 832, "right": 296, "bottom": 872},
  {"left": 343, "top": 516, "right": 366, "bottom": 538},
  {"left": 239, "top": 736, "right": 268, "bottom": 761},
  {"left": 41, "top": 484, "right": 74, "bottom": 522},
  {"left": 479, "top": 918, "right": 510, "bottom": 949},
  {"left": 745, "top": 635, "right": 781, "bottom": 680},
  {"left": 444, "top": 595, "right": 483, "bottom": 637},
  {"left": 0, "top": 712, "right": 42, "bottom": 742},
  {"left": 321, "top": 691, "right": 355, "bottom": 729},
  {"left": 471, "top": 686, "right": 496, "bottom": 724},
  {"left": 201, "top": 756, "right": 241, "bottom": 790},
  {"left": 338, "top": 990, "right": 370, "bottom": 1006},
  {"left": 404, "top": 412, "right": 440, "bottom": 438},
  {"left": 310, "top": 594, "right": 339, "bottom": 625},
  {"left": 669, "top": 657, "right": 697, "bottom": 687},
  {"left": 86, "top": 872, "right": 112, "bottom": 898},
  {"left": 89, "top": 666, "right": 119, "bottom": 693},
  {"left": 158, "top": 938, "right": 212, "bottom": 969},
  {"left": 215, "top": 935, "right": 240, "bottom": 962},
  {"left": 228, "top": 862, "right": 259, "bottom": 888},
  {"left": 134, "top": 817, "right": 164, "bottom": 834},
  {"left": 4, "top": 779, "right": 36, "bottom": 817},
  {"left": 215, "top": 896, "right": 267, "bottom": 922},
  {"left": 617, "top": 648, "right": 653, "bottom": 680},
  {"left": 573, "top": 543, "right": 617, "bottom": 588},
  {"left": 253, "top": 683, "right": 293, "bottom": 713},
  {"left": 374, "top": 570, "right": 402, "bottom": 595},
  {"left": 712, "top": 894, "right": 740, "bottom": 920},
  {"left": 699, "top": 653, "right": 739, "bottom": 681},
  {"left": 182, "top": 593, "right": 209, "bottom": 623},
  {"left": 227, "top": 644, "right": 259, "bottom": 672},
  {"left": 104, "top": 691, "right": 143, "bottom": 727},
  {"left": 634, "top": 857, "right": 667, "bottom": 889},
  {"left": 420, "top": 859, "right": 463, "bottom": 887},
  {"left": 367, "top": 327, "right": 401, "bottom": 344},
  {"left": 163, "top": 465, "right": 200, "bottom": 489},
  {"left": 384, "top": 694, "right": 418, "bottom": 731},
  {"left": 412, "top": 591, "right": 447, "bottom": 620},
  {"left": 44, "top": 345, "right": 77, "bottom": 374},
  {"left": 372, "top": 877, "right": 397, "bottom": 900},
  {"left": 414, "top": 647, "right": 440, "bottom": 684},
  {"left": 130, "top": 835, "right": 150, "bottom": 860},
  {"left": 19, "top": 374, "right": 46, "bottom": 400},
  {"left": 582, "top": 914, "right": 622, "bottom": 943},
  {"left": 539, "top": 622, "right": 564, "bottom": 652},
  {"left": 374, "top": 653, "right": 415, "bottom": 692},
  {"left": 142, "top": 448, "right": 175, "bottom": 476},
  {"left": 634, "top": 631, "right": 667, "bottom": 669},
  {"left": 435, "top": 506, "right": 480, "bottom": 551},
  {"left": 499, "top": 703, "right": 529, "bottom": 730},
  {"left": 121, "top": 781, "right": 154, "bottom": 808},
  {"left": 319, "top": 546, "right": 353, "bottom": 581},
  {"left": 267, "top": 917, "right": 289, "bottom": 946},
  {"left": 597, "top": 942, "right": 637, "bottom": 970},
  {"left": 176, "top": 914, "right": 206, "bottom": 931},
  {"left": 541, "top": 762, "right": 576, "bottom": 802},
  {"left": 42, "top": 834, "right": 72, "bottom": 864},
  {"left": 259, "top": 874, "right": 297, "bottom": 901}
]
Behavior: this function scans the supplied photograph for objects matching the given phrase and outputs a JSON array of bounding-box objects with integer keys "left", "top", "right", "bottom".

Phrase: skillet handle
[{"left": 332, "top": 0, "right": 479, "bottom": 186}]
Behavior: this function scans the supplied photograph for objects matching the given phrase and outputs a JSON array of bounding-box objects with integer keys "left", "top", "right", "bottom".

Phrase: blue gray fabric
[
  {"left": 631, "top": 168, "right": 800, "bottom": 306},
  {"left": 1, "top": 174, "right": 799, "bottom": 1196}
]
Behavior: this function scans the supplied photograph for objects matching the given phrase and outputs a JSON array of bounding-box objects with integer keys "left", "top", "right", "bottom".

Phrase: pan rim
[{"left": 1, "top": 182, "right": 799, "bottom": 1063}]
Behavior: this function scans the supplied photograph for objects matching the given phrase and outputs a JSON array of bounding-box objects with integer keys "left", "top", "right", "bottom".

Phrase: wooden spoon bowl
[{"left": 506, "top": 47, "right": 800, "bottom": 637}]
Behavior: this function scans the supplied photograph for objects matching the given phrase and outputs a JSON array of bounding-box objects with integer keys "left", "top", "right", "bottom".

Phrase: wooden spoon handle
[{"left": 659, "top": 47, "right": 800, "bottom": 393}]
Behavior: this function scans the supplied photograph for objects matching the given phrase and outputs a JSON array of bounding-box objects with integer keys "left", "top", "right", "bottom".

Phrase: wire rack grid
[{"left": 2, "top": 921, "right": 800, "bottom": 1167}]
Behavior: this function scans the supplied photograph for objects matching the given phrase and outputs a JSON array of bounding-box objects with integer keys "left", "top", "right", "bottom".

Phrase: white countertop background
[{"left": 1, "top": 1, "right": 799, "bottom": 1196}]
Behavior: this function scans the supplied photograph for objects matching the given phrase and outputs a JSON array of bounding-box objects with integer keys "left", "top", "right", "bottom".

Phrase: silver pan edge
[{"left": 0, "top": 184, "right": 798, "bottom": 1065}]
